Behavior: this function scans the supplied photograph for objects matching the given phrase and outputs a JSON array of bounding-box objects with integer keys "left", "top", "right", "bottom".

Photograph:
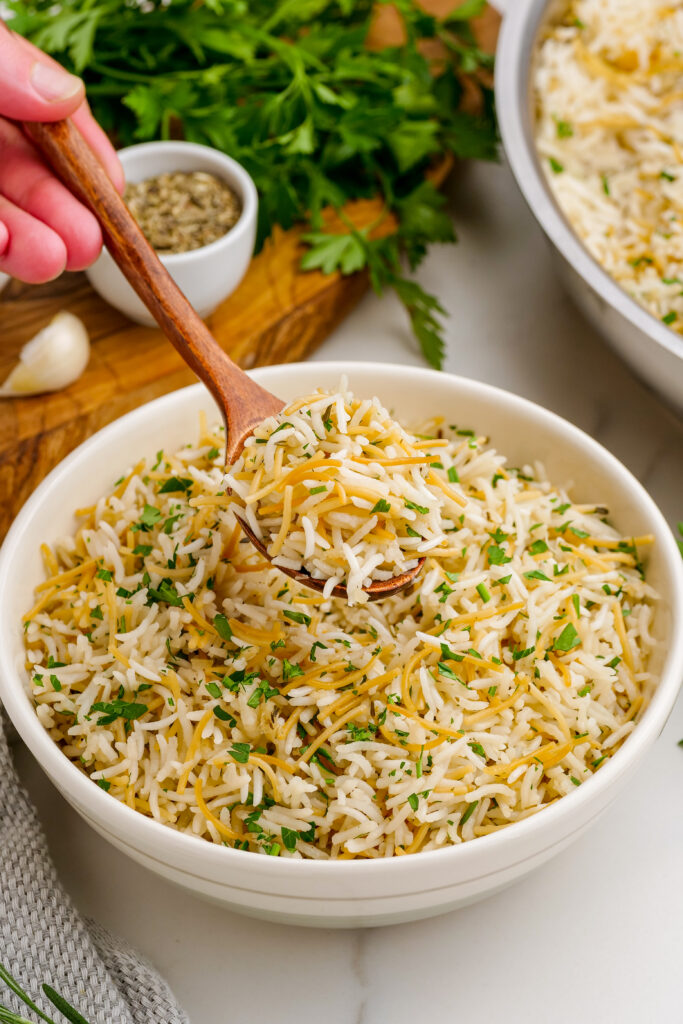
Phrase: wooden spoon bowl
[
  {"left": 22, "top": 118, "right": 426, "bottom": 601},
  {"left": 237, "top": 515, "right": 425, "bottom": 601}
]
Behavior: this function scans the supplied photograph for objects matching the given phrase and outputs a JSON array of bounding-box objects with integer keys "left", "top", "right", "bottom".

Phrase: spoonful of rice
[{"left": 22, "top": 119, "right": 458, "bottom": 601}]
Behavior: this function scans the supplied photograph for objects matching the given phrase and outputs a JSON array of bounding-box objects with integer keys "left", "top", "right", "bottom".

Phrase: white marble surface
[{"left": 15, "top": 156, "right": 683, "bottom": 1023}]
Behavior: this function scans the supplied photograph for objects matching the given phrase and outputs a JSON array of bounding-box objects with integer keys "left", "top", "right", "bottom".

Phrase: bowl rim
[
  {"left": 114, "top": 139, "right": 258, "bottom": 266},
  {"left": 495, "top": 0, "right": 683, "bottom": 367},
  {"left": 1, "top": 363, "right": 682, "bottom": 879}
]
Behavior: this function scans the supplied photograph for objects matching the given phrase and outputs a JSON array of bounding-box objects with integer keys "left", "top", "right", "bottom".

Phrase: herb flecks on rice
[
  {"left": 535, "top": 0, "right": 683, "bottom": 332},
  {"left": 23, "top": 407, "right": 657, "bottom": 859},
  {"left": 225, "top": 386, "right": 458, "bottom": 604}
]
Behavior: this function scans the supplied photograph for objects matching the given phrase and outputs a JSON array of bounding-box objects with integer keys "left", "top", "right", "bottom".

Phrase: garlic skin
[{"left": 0, "top": 312, "right": 90, "bottom": 397}]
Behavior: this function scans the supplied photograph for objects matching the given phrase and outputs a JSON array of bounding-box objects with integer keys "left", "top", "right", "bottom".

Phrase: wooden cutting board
[{"left": 0, "top": 5, "right": 499, "bottom": 540}]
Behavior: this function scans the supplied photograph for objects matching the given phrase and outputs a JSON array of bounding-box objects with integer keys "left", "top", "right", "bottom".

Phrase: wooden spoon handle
[{"left": 22, "top": 118, "right": 283, "bottom": 460}]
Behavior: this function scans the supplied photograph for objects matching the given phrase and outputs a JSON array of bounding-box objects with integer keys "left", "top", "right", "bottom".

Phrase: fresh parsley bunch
[{"left": 8, "top": 0, "right": 497, "bottom": 367}]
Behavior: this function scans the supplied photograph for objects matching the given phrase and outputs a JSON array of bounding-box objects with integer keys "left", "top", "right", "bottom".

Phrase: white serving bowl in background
[
  {"left": 0, "top": 363, "right": 681, "bottom": 927},
  {"left": 496, "top": 0, "right": 683, "bottom": 414},
  {"left": 86, "top": 141, "right": 257, "bottom": 326}
]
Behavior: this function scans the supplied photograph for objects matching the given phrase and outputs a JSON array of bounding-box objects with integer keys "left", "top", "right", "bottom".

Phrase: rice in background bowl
[
  {"left": 1, "top": 363, "right": 681, "bottom": 926},
  {"left": 496, "top": 0, "right": 683, "bottom": 412}
]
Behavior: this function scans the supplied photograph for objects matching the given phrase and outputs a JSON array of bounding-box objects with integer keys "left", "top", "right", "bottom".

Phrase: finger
[
  {"left": 0, "top": 195, "right": 67, "bottom": 283},
  {"left": 5, "top": 33, "right": 124, "bottom": 192},
  {"left": 0, "top": 118, "right": 102, "bottom": 270},
  {"left": 0, "top": 26, "right": 85, "bottom": 121},
  {"left": 71, "top": 100, "right": 125, "bottom": 194}
]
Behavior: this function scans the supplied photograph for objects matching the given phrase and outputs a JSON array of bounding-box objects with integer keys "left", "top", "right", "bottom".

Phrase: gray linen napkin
[{"left": 0, "top": 716, "right": 190, "bottom": 1024}]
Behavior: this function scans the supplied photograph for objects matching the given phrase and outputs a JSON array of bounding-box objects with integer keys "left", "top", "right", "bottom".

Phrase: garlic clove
[{"left": 0, "top": 311, "right": 90, "bottom": 397}]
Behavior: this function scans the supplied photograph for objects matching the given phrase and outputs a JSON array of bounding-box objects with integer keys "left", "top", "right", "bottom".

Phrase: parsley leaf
[{"left": 553, "top": 623, "right": 581, "bottom": 652}]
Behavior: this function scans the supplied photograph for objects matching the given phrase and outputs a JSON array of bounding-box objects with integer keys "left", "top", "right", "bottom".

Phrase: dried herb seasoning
[{"left": 124, "top": 171, "right": 241, "bottom": 254}]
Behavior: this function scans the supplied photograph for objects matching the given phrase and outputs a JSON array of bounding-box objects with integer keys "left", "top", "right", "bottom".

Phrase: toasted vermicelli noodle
[
  {"left": 534, "top": 0, "right": 683, "bottom": 333},
  {"left": 225, "top": 387, "right": 452, "bottom": 604},
  {"left": 23, "top": 398, "right": 657, "bottom": 859}
]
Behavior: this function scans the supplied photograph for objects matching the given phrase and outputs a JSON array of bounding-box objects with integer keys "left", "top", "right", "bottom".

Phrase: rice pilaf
[
  {"left": 535, "top": 0, "right": 683, "bottom": 332},
  {"left": 23, "top": 387, "right": 657, "bottom": 859}
]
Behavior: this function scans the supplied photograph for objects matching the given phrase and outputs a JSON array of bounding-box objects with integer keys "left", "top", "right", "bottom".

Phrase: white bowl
[
  {"left": 496, "top": 0, "right": 683, "bottom": 414},
  {"left": 1, "top": 363, "right": 681, "bottom": 928},
  {"left": 85, "top": 141, "right": 257, "bottom": 326}
]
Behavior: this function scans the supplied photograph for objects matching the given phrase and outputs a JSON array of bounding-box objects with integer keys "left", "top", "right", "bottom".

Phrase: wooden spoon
[{"left": 22, "top": 118, "right": 425, "bottom": 600}]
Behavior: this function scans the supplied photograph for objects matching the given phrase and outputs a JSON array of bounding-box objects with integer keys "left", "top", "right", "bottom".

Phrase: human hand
[{"left": 0, "top": 25, "right": 124, "bottom": 283}]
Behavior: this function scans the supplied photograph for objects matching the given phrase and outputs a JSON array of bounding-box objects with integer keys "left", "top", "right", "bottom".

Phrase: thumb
[{"left": 0, "top": 25, "right": 85, "bottom": 121}]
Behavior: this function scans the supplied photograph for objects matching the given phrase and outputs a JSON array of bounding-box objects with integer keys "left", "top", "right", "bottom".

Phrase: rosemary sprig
[{"left": 0, "top": 964, "right": 92, "bottom": 1024}]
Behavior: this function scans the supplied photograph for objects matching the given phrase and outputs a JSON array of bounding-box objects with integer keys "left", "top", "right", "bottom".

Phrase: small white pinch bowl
[
  {"left": 0, "top": 363, "right": 681, "bottom": 928},
  {"left": 85, "top": 141, "right": 257, "bottom": 326}
]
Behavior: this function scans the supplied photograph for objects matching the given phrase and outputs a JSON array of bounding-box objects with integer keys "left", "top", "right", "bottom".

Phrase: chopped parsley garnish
[
  {"left": 213, "top": 706, "right": 236, "bottom": 725},
  {"left": 437, "top": 661, "right": 461, "bottom": 680},
  {"left": 247, "top": 678, "right": 279, "bottom": 708},
  {"left": 229, "top": 742, "right": 251, "bottom": 764},
  {"left": 146, "top": 578, "right": 183, "bottom": 607},
  {"left": 460, "top": 800, "right": 478, "bottom": 826},
  {"left": 309, "top": 641, "right": 328, "bottom": 662},
  {"left": 213, "top": 614, "right": 232, "bottom": 642},
  {"left": 283, "top": 609, "right": 311, "bottom": 626},
  {"left": 299, "top": 822, "right": 316, "bottom": 843},
  {"left": 468, "top": 741, "right": 486, "bottom": 759},
  {"left": 552, "top": 623, "right": 581, "bottom": 652},
  {"left": 158, "top": 476, "right": 193, "bottom": 493},
  {"left": 347, "top": 722, "right": 377, "bottom": 742},
  {"left": 162, "top": 513, "right": 183, "bottom": 535},
  {"left": 405, "top": 500, "right": 429, "bottom": 515},
  {"left": 407, "top": 793, "right": 419, "bottom": 812},
  {"left": 133, "top": 504, "right": 162, "bottom": 531},
  {"left": 524, "top": 570, "right": 550, "bottom": 582},
  {"left": 133, "top": 544, "right": 153, "bottom": 556},
  {"left": 512, "top": 645, "right": 535, "bottom": 661},
  {"left": 528, "top": 539, "right": 549, "bottom": 556},
  {"left": 281, "top": 827, "right": 299, "bottom": 852},
  {"left": 488, "top": 545, "right": 511, "bottom": 566},
  {"left": 95, "top": 568, "right": 113, "bottom": 582},
  {"left": 282, "top": 660, "right": 304, "bottom": 682},
  {"left": 91, "top": 698, "right": 147, "bottom": 725},
  {"left": 549, "top": 157, "right": 564, "bottom": 174},
  {"left": 476, "top": 583, "right": 491, "bottom": 603},
  {"left": 371, "top": 498, "right": 391, "bottom": 514},
  {"left": 447, "top": 466, "right": 459, "bottom": 483}
]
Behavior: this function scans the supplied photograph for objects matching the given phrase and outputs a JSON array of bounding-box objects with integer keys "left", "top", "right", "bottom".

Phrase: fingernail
[
  {"left": 31, "top": 61, "right": 82, "bottom": 102},
  {"left": 0, "top": 222, "right": 8, "bottom": 257}
]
